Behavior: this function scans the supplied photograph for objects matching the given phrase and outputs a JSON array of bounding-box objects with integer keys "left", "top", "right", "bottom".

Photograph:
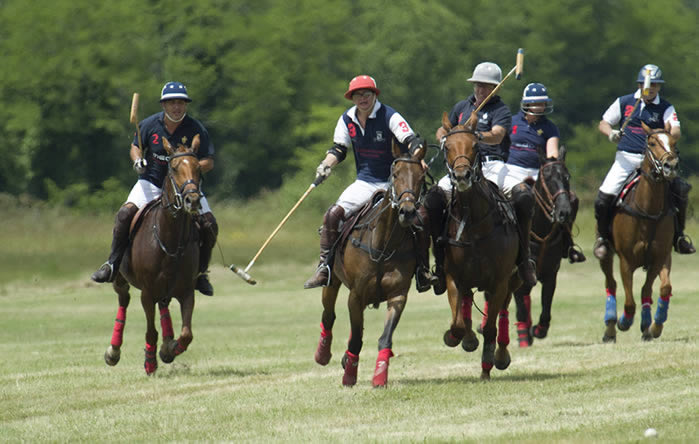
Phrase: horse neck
[
  {"left": 158, "top": 176, "right": 194, "bottom": 239},
  {"left": 635, "top": 165, "right": 670, "bottom": 214},
  {"left": 455, "top": 180, "right": 492, "bottom": 221},
  {"left": 368, "top": 194, "right": 403, "bottom": 249}
]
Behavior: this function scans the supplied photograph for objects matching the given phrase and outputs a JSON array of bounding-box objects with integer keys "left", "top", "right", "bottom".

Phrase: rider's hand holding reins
[
  {"left": 608, "top": 130, "right": 622, "bottom": 143},
  {"left": 133, "top": 158, "right": 148, "bottom": 174}
]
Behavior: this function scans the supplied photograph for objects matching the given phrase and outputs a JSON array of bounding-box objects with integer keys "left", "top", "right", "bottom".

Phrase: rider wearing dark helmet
[{"left": 594, "top": 64, "right": 694, "bottom": 260}]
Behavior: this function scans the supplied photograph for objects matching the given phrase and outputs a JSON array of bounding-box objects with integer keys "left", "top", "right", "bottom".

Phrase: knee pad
[
  {"left": 594, "top": 191, "right": 615, "bottom": 214},
  {"left": 511, "top": 183, "right": 534, "bottom": 211}
]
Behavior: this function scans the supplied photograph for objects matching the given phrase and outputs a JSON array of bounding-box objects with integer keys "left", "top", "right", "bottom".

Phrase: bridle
[
  {"left": 389, "top": 156, "right": 425, "bottom": 209},
  {"left": 441, "top": 128, "right": 481, "bottom": 183},
  {"left": 643, "top": 131, "right": 677, "bottom": 182},
  {"left": 534, "top": 160, "right": 571, "bottom": 223},
  {"left": 163, "top": 151, "right": 201, "bottom": 214}
]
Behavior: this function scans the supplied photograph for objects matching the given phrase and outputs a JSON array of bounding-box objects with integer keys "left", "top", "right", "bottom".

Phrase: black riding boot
[
  {"left": 424, "top": 186, "right": 447, "bottom": 295},
  {"left": 196, "top": 212, "right": 218, "bottom": 296},
  {"left": 512, "top": 183, "right": 536, "bottom": 287},
  {"left": 415, "top": 207, "right": 437, "bottom": 293},
  {"left": 91, "top": 204, "right": 138, "bottom": 283},
  {"left": 563, "top": 193, "right": 586, "bottom": 263},
  {"left": 671, "top": 177, "right": 695, "bottom": 254},
  {"left": 304, "top": 205, "right": 345, "bottom": 289},
  {"left": 593, "top": 191, "right": 616, "bottom": 260}
]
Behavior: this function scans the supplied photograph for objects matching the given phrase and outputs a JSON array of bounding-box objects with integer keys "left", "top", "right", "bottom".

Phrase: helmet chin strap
[{"left": 165, "top": 112, "right": 186, "bottom": 123}]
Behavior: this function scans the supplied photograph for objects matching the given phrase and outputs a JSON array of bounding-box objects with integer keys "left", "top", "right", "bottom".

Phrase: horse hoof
[
  {"left": 443, "top": 330, "right": 461, "bottom": 348},
  {"left": 480, "top": 371, "right": 491, "bottom": 381},
  {"left": 104, "top": 345, "right": 121, "bottom": 366},
  {"left": 461, "top": 333, "right": 479, "bottom": 352},
  {"left": 144, "top": 361, "right": 157, "bottom": 375},
  {"left": 649, "top": 322, "right": 663, "bottom": 338},
  {"left": 617, "top": 314, "right": 633, "bottom": 331},
  {"left": 314, "top": 334, "right": 332, "bottom": 366},
  {"left": 159, "top": 348, "right": 175, "bottom": 364},
  {"left": 341, "top": 352, "right": 359, "bottom": 387},
  {"left": 531, "top": 324, "right": 548, "bottom": 339},
  {"left": 641, "top": 329, "right": 653, "bottom": 342},
  {"left": 494, "top": 349, "right": 511, "bottom": 370},
  {"left": 602, "top": 334, "right": 616, "bottom": 343}
]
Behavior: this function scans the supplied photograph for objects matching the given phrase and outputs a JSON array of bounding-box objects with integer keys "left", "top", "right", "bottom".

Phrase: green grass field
[{"left": 1, "top": 203, "right": 697, "bottom": 443}]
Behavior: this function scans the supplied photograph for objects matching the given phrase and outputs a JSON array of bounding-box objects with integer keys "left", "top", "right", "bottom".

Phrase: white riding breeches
[
  {"left": 437, "top": 159, "right": 509, "bottom": 200},
  {"left": 336, "top": 179, "right": 389, "bottom": 215},
  {"left": 599, "top": 151, "right": 644, "bottom": 196},
  {"left": 126, "top": 179, "right": 211, "bottom": 214},
  {"left": 502, "top": 164, "right": 538, "bottom": 197}
]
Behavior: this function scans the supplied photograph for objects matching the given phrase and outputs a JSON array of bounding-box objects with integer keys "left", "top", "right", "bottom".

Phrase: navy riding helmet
[
  {"left": 160, "top": 81, "right": 192, "bottom": 102},
  {"left": 637, "top": 64, "right": 664, "bottom": 84},
  {"left": 521, "top": 82, "right": 553, "bottom": 115}
]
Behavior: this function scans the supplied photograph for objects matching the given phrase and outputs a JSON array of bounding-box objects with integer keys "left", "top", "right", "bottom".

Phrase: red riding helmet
[{"left": 344, "top": 75, "right": 380, "bottom": 100}]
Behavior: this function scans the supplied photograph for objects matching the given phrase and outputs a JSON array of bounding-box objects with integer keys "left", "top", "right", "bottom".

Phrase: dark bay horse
[
  {"left": 104, "top": 135, "right": 202, "bottom": 375},
  {"left": 313, "top": 141, "right": 427, "bottom": 387},
  {"left": 513, "top": 146, "right": 584, "bottom": 347},
  {"left": 601, "top": 123, "right": 678, "bottom": 343},
  {"left": 438, "top": 113, "right": 520, "bottom": 380}
]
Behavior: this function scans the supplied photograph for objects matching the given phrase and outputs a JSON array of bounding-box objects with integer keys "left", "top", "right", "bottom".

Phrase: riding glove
[
  {"left": 133, "top": 158, "right": 148, "bottom": 174},
  {"left": 315, "top": 161, "right": 332, "bottom": 183},
  {"left": 608, "top": 130, "right": 621, "bottom": 143}
]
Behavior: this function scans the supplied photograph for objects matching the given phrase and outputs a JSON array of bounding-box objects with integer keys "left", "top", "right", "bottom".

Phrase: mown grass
[{"left": 0, "top": 201, "right": 697, "bottom": 443}]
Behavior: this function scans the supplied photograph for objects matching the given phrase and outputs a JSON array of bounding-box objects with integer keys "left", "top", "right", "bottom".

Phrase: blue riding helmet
[
  {"left": 637, "top": 64, "right": 664, "bottom": 84},
  {"left": 160, "top": 81, "right": 192, "bottom": 102},
  {"left": 521, "top": 82, "right": 553, "bottom": 115}
]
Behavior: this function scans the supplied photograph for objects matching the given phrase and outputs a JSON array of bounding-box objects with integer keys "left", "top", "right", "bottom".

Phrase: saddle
[
  {"left": 129, "top": 199, "right": 161, "bottom": 240},
  {"left": 614, "top": 169, "right": 672, "bottom": 221},
  {"left": 333, "top": 190, "right": 387, "bottom": 261}
]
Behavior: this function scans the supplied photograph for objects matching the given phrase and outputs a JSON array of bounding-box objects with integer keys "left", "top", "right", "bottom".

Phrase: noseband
[
  {"left": 389, "top": 156, "right": 424, "bottom": 209},
  {"left": 165, "top": 151, "right": 201, "bottom": 212},
  {"left": 534, "top": 160, "right": 571, "bottom": 222},
  {"left": 644, "top": 132, "right": 677, "bottom": 182},
  {"left": 441, "top": 129, "right": 481, "bottom": 181}
]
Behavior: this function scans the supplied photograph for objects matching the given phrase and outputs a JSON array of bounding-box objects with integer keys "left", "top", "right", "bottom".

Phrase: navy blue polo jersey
[
  {"left": 507, "top": 111, "right": 560, "bottom": 169},
  {"left": 340, "top": 104, "right": 408, "bottom": 183},
  {"left": 133, "top": 112, "right": 214, "bottom": 188},
  {"left": 615, "top": 94, "right": 675, "bottom": 154},
  {"left": 448, "top": 94, "right": 512, "bottom": 159}
]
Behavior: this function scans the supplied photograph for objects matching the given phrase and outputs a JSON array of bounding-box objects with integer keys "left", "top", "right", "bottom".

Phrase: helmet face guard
[{"left": 521, "top": 82, "right": 553, "bottom": 115}]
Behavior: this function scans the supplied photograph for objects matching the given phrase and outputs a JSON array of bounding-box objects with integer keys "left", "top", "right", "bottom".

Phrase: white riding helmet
[{"left": 467, "top": 62, "right": 502, "bottom": 85}]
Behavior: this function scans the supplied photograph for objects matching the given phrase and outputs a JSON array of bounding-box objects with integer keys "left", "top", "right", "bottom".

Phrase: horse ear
[
  {"left": 559, "top": 145, "right": 567, "bottom": 161},
  {"left": 465, "top": 111, "right": 477, "bottom": 132},
  {"left": 191, "top": 134, "right": 200, "bottom": 152},
  {"left": 441, "top": 112, "right": 452, "bottom": 131},
  {"left": 163, "top": 137, "right": 174, "bottom": 155},
  {"left": 641, "top": 121, "right": 652, "bottom": 135}
]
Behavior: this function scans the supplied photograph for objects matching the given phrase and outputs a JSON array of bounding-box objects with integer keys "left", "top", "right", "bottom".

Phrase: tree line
[{"left": 1, "top": 0, "right": 697, "bottom": 207}]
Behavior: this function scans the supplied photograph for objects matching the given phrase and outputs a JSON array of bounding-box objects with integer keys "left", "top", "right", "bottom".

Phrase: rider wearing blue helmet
[
  {"left": 504, "top": 82, "right": 585, "bottom": 263},
  {"left": 594, "top": 64, "right": 694, "bottom": 259},
  {"left": 91, "top": 82, "right": 220, "bottom": 296}
]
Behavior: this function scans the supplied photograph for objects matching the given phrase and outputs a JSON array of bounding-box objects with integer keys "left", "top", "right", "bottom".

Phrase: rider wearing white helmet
[
  {"left": 594, "top": 64, "right": 694, "bottom": 259},
  {"left": 92, "top": 82, "right": 220, "bottom": 296}
]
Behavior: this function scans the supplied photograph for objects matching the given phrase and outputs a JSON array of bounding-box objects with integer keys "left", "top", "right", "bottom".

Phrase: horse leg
[
  {"left": 532, "top": 273, "right": 557, "bottom": 340},
  {"left": 162, "top": 294, "right": 194, "bottom": 363},
  {"left": 141, "top": 292, "right": 158, "bottom": 375},
  {"left": 616, "top": 258, "right": 636, "bottom": 332},
  {"left": 158, "top": 301, "right": 176, "bottom": 363},
  {"left": 514, "top": 284, "right": 533, "bottom": 348},
  {"left": 443, "top": 275, "right": 465, "bottom": 347},
  {"left": 600, "top": 252, "right": 617, "bottom": 343},
  {"left": 460, "top": 290, "right": 479, "bottom": 352},
  {"left": 315, "top": 278, "right": 341, "bottom": 366},
  {"left": 372, "top": 294, "right": 406, "bottom": 388},
  {"left": 105, "top": 274, "right": 130, "bottom": 366},
  {"left": 481, "top": 286, "right": 508, "bottom": 380},
  {"left": 341, "top": 290, "right": 363, "bottom": 387},
  {"left": 650, "top": 255, "right": 672, "bottom": 338}
]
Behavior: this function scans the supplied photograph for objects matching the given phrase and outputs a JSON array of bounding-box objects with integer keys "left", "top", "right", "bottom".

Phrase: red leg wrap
[
  {"left": 372, "top": 348, "right": 394, "bottom": 387},
  {"left": 110, "top": 306, "right": 127, "bottom": 347},
  {"left": 523, "top": 293, "right": 532, "bottom": 326},
  {"left": 497, "top": 310, "right": 510, "bottom": 346},
  {"left": 144, "top": 342, "right": 157, "bottom": 375},
  {"left": 159, "top": 307, "right": 174, "bottom": 339},
  {"left": 460, "top": 297, "right": 472, "bottom": 322},
  {"left": 660, "top": 293, "right": 672, "bottom": 302}
]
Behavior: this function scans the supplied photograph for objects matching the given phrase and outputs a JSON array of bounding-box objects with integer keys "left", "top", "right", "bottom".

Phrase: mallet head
[
  {"left": 230, "top": 264, "right": 257, "bottom": 285},
  {"left": 515, "top": 48, "right": 524, "bottom": 80},
  {"left": 130, "top": 93, "right": 140, "bottom": 124}
]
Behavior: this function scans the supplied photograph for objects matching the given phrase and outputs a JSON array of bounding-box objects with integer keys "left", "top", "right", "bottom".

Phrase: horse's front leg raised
[
  {"left": 105, "top": 274, "right": 131, "bottom": 366},
  {"left": 443, "top": 274, "right": 466, "bottom": 347},
  {"left": 460, "top": 289, "right": 479, "bottom": 352},
  {"left": 314, "top": 278, "right": 341, "bottom": 366},
  {"left": 141, "top": 292, "right": 158, "bottom": 375},
  {"left": 600, "top": 252, "right": 618, "bottom": 343},
  {"left": 341, "top": 290, "right": 364, "bottom": 387},
  {"left": 372, "top": 293, "right": 406, "bottom": 388},
  {"left": 160, "top": 293, "right": 194, "bottom": 364},
  {"left": 616, "top": 257, "right": 636, "bottom": 332},
  {"left": 650, "top": 254, "right": 672, "bottom": 339}
]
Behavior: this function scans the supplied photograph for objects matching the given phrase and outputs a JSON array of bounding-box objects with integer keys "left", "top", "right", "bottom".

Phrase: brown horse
[
  {"left": 104, "top": 135, "right": 202, "bottom": 375},
  {"left": 438, "top": 113, "right": 520, "bottom": 380},
  {"left": 313, "top": 141, "right": 427, "bottom": 387},
  {"left": 513, "top": 146, "right": 584, "bottom": 347},
  {"left": 601, "top": 123, "right": 678, "bottom": 343}
]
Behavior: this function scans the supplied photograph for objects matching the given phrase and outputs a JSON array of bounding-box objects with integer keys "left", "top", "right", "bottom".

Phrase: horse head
[
  {"left": 537, "top": 145, "right": 572, "bottom": 224},
  {"left": 441, "top": 112, "right": 479, "bottom": 192},
  {"left": 390, "top": 137, "right": 426, "bottom": 227},
  {"left": 163, "top": 134, "right": 202, "bottom": 215},
  {"left": 642, "top": 122, "right": 678, "bottom": 182}
]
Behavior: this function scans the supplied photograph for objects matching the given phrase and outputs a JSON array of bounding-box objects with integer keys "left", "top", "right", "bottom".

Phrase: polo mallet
[
  {"left": 619, "top": 68, "right": 652, "bottom": 133},
  {"left": 130, "top": 93, "right": 145, "bottom": 156},
  {"left": 467, "top": 48, "right": 525, "bottom": 126},
  {"left": 230, "top": 175, "right": 325, "bottom": 285}
]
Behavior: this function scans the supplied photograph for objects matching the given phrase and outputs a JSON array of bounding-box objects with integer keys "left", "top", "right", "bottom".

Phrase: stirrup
[
  {"left": 674, "top": 234, "right": 696, "bottom": 254},
  {"left": 303, "top": 264, "right": 331, "bottom": 289},
  {"left": 567, "top": 244, "right": 587, "bottom": 263},
  {"left": 195, "top": 274, "right": 214, "bottom": 296},
  {"left": 415, "top": 266, "right": 434, "bottom": 293},
  {"left": 593, "top": 237, "right": 609, "bottom": 260},
  {"left": 91, "top": 262, "right": 115, "bottom": 283}
]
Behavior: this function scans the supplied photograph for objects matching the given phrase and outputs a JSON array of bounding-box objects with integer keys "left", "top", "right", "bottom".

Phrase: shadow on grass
[
  {"left": 398, "top": 371, "right": 578, "bottom": 386},
  {"left": 157, "top": 363, "right": 271, "bottom": 379}
]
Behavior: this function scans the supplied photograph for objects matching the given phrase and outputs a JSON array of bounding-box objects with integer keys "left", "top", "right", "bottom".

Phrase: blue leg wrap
[
  {"left": 617, "top": 311, "right": 633, "bottom": 331},
  {"left": 654, "top": 299, "right": 669, "bottom": 325},
  {"left": 604, "top": 295, "right": 617, "bottom": 323},
  {"left": 640, "top": 305, "right": 651, "bottom": 332}
]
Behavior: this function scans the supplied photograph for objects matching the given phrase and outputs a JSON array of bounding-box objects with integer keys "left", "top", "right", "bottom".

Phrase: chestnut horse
[
  {"left": 104, "top": 136, "right": 202, "bottom": 374},
  {"left": 601, "top": 123, "right": 678, "bottom": 343},
  {"left": 513, "top": 146, "right": 583, "bottom": 347},
  {"left": 313, "top": 141, "right": 427, "bottom": 387},
  {"left": 439, "top": 113, "right": 520, "bottom": 380}
]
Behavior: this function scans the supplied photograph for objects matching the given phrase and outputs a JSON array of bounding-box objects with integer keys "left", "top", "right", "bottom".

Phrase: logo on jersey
[
  {"left": 647, "top": 113, "right": 660, "bottom": 124},
  {"left": 537, "top": 129, "right": 544, "bottom": 136},
  {"left": 182, "top": 136, "right": 188, "bottom": 145},
  {"left": 375, "top": 131, "right": 385, "bottom": 142}
]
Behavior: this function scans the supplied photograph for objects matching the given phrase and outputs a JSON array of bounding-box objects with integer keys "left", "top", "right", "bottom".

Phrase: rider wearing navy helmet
[
  {"left": 303, "top": 75, "right": 435, "bottom": 291},
  {"left": 504, "top": 82, "right": 585, "bottom": 263},
  {"left": 594, "top": 64, "right": 694, "bottom": 259},
  {"left": 425, "top": 61, "right": 536, "bottom": 293},
  {"left": 92, "top": 82, "right": 220, "bottom": 296}
]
